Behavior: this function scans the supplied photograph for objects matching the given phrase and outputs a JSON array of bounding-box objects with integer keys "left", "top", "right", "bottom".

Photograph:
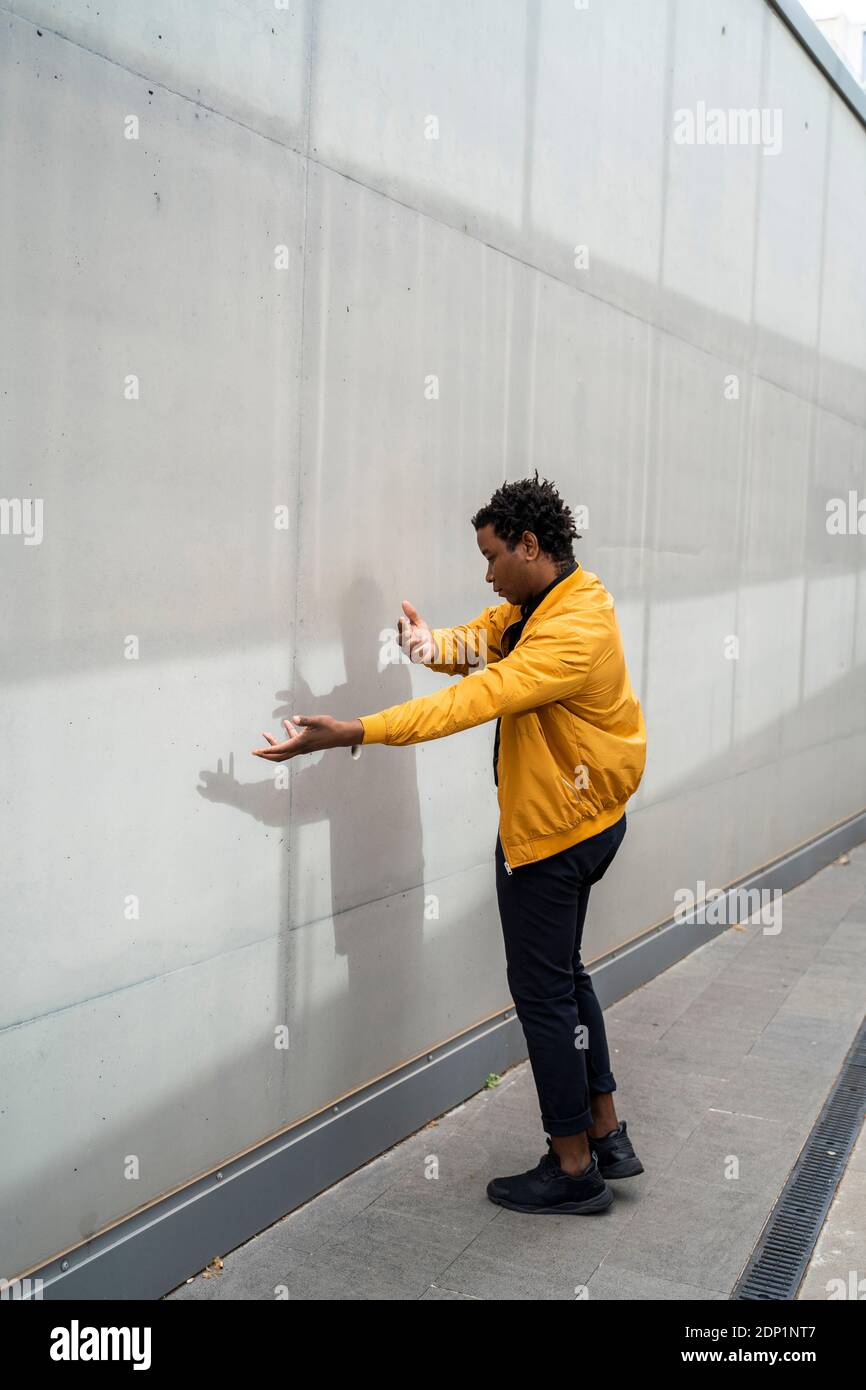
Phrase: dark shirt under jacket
[{"left": 492, "top": 559, "right": 578, "bottom": 788}]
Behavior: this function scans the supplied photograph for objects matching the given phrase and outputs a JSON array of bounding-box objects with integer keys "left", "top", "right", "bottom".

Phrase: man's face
[{"left": 476, "top": 523, "right": 537, "bottom": 607}]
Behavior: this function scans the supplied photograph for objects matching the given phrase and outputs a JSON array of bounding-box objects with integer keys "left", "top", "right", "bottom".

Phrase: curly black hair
[{"left": 471, "top": 469, "right": 580, "bottom": 566}]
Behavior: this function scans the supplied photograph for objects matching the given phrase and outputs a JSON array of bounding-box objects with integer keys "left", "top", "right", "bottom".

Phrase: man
[{"left": 253, "top": 472, "right": 647, "bottom": 1215}]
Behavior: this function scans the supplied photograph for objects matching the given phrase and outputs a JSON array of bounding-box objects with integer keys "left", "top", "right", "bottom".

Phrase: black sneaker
[
  {"left": 486, "top": 1141, "right": 613, "bottom": 1214},
  {"left": 588, "top": 1121, "right": 644, "bottom": 1179}
]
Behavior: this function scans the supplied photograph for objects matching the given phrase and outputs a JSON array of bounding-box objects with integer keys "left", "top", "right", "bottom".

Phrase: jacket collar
[
  {"left": 519, "top": 558, "right": 579, "bottom": 622},
  {"left": 516, "top": 561, "right": 586, "bottom": 640}
]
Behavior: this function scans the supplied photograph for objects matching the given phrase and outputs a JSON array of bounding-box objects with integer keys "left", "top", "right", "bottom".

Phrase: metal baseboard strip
[
  {"left": 15, "top": 808, "right": 866, "bottom": 1301},
  {"left": 732, "top": 1017, "right": 866, "bottom": 1300}
]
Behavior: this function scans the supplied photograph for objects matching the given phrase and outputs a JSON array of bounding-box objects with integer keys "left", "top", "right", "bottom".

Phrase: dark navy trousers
[{"left": 494, "top": 813, "right": 627, "bottom": 1137}]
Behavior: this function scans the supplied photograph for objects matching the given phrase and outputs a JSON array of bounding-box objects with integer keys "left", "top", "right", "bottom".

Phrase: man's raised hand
[{"left": 398, "top": 600, "right": 436, "bottom": 664}]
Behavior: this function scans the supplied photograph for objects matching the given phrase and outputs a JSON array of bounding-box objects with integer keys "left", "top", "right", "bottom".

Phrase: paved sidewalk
[{"left": 167, "top": 841, "right": 866, "bottom": 1300}]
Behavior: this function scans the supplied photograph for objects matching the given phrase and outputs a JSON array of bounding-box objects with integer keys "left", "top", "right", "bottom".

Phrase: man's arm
[
  {"left": 252, "top": 601, "right": 519, "bottom": 762},
  {"left": 358, "top": 623, "right": 589, "bottom": 746},
  {"left": 423, "top": 602, "right": 515, "bottom": 677}
]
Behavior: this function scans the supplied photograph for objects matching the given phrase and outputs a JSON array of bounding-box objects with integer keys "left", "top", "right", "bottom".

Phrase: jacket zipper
[{"left": 503, "top": 856, "right": 512, "bottom": 875}]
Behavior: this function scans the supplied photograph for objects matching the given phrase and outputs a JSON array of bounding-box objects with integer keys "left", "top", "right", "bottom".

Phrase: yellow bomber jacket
[{"left": 358, "top": 564, "right": 647, "bottom": 870}]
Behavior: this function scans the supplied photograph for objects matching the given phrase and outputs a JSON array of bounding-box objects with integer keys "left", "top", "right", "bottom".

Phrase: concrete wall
[{"left": 2, "top": 0, "right": 865, "bottom": 1277}]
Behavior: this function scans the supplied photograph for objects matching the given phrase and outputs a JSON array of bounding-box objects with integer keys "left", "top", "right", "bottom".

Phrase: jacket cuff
[{"left": 358, "top": 711, "right": 389, "bottom": 744}]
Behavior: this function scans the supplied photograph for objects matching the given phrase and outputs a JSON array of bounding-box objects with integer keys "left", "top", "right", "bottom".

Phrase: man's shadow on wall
[{"left": 195, "top": 575, "right": 429, "bottom": 1090}]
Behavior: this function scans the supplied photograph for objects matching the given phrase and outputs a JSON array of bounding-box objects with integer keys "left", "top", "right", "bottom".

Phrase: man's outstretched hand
[{"left": 252, "top": 715, "right": 365, "bottom": 762}]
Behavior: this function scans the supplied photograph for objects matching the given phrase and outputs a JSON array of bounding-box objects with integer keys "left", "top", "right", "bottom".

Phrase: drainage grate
[{"left": 732, "top": 1017, "right": 866, "bottom": 1300}]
